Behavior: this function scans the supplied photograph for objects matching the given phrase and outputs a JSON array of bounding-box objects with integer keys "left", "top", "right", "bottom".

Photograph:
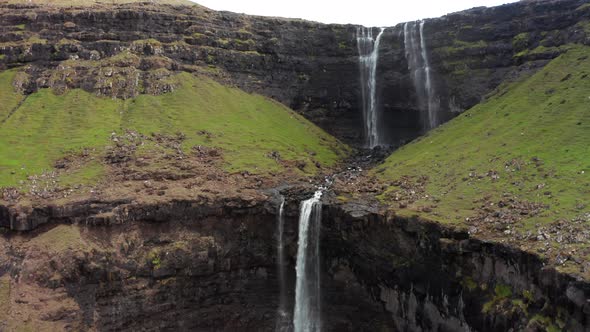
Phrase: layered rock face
[
  {"left": 0, "top": 197, "right": 397, "bottom": 331},
  {"left": 1, "top": 196, "right": 589, "bottom": 331},
  {"left": 1, "top": 0, "right": 588, "bottom": 145},
  {"left": 323, "top": 203, "right": 590, "bottom": 332}
]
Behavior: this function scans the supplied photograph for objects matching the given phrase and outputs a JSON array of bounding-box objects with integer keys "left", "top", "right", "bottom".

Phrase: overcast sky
[{"left": 192, "top": 0, "right": 520, "bottom": 26}]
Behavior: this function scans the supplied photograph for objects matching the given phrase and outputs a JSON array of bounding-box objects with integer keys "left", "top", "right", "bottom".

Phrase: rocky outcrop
[{"left": 1, "top": 0, "right": 588, "bottom": 146}]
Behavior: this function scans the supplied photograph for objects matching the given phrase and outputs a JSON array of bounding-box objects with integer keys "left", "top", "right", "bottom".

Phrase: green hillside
[
  {"left": 0, "top": 71, "right": 349, "bottom": 188},
  {"left": 375, "top": 46, "right": 590, "bottom": 231}
]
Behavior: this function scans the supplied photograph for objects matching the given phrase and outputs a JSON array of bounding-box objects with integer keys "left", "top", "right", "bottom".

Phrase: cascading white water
[
  {"left": 293, "top": 190, "right": 322, "bottom": 332},
  {"left": 404, "top": 21, "right": 440, "bottom": 131},
  {"left": 276, "top": 196, "right": 289, "bottom": 332},
  {"left": 357, "top": 27, "right": 385, "bottom": 148}
]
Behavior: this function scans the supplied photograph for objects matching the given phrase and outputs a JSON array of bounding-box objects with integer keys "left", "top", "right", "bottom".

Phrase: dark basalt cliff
[
  {"left": 1, "top": 0, "right": 589, "bottom": 145},
  {"left": 1, "top": 196, "right": 588, "bottom": 331}
]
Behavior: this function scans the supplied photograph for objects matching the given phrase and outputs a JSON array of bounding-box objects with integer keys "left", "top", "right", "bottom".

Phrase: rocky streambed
[{"left": 0, "top": 192, "right": 588, "bottom": 331}]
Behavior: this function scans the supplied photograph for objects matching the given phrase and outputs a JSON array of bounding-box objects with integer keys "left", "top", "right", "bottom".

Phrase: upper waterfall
[
  {"left": 403, "top": 21, "right": 440, "bottom": 131},
  {"left": 356, "top": 27, "right": 386, "bottom": 148}
]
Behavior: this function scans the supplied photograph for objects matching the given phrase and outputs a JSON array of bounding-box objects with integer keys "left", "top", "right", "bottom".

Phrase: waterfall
[
  {"left": 357, "top": 27, "right": 385, "bottom": 148},
  {"left": 293, "top": 190, "right": 322, "bottom": 332},
  {"left": 276, "top": 196, "right": 289, "bottom": 331},
  {"left": 404, "top": 21, "right": 440, "bottom": 131}
]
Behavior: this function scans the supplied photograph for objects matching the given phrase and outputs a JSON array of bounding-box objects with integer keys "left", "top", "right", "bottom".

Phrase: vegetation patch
[
  {"left": 147, "top": 249, "right": 162, "bottom": 269},
  {"left": 528, "top": 314, "right": 563, "bottom": 332},
  {"left": 513, "top": 32, "right": 531, "bottom": 52},
  {"left": 0, "top": 69, "right": 25, "bottom": 121},
  {"left": 29, "top": 225, "right": 87, "bottom": 252},
  {"left": 434, "top": 39, "right": 487, "bottom": 57},
  {"left": 575, "top": 20, "right": 590, "bottom": 36},
  {"left": 515, "top": 44, "right": 573, "bottom": 59},
  {"left": 482, "top": 284, "right": 513, "bottom": 313}
]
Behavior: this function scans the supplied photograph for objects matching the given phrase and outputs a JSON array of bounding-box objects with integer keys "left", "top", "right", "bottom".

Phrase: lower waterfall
[
  {"left": 293, "top": 191, "right": 323, "bottom": 332},
  {"left": 276, "top": 196, "right": 289, "bottom": 331}
]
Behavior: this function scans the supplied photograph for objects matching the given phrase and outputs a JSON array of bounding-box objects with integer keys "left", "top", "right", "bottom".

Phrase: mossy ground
[
  {"left": 374, "top": 46, "right": 590, "bottom": 231},
  {"left": 0, "top": 72, "right": 348, "bottom": 189}
]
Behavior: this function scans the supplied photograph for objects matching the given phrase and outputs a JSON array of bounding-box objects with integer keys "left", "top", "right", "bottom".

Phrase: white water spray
[
  {"left": 293, "top": 190, "right": 322, "bottom": 332},
  {"left": 357, "top": 27, "right": 385, "bottom": 148},
  {"left": 404, "top": 21, "right": 440, "bottom": 131}
]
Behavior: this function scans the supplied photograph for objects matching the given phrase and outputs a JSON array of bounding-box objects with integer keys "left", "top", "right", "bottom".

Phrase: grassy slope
[
  {"left": 375, "top": 46, "right": 590, "bottom": 229},
  {"left": 0, "top": 70, "right": 24, "bottom": 121},
  {"left": 0, "top": 72, "right": 348, "bottom": 187}
]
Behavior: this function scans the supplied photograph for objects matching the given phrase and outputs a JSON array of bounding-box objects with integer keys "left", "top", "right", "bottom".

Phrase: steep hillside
[
  {"left": 0, "top": 69, "right": 349, "bottom": 205},
  {"left": 374, "top": 46, "right": 590, "bottom": 270}
]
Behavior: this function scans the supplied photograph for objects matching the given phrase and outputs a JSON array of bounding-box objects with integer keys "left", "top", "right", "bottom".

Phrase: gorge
[{"left": 0, "top": 0, "right": 589, "bottom": 331}]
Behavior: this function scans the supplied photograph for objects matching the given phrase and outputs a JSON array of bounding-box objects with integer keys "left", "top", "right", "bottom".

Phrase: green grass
[
  {"left": 0, "top": 70, "right": 25, "bottom": 121},
  {"left": 434, "top": 39, "right": 487, "bottom": 57},
  {"left": 515, "top": 45, "right": 573, "bottom": 59},
  {"left": 513, "top": 32, "right": 531, "bottom": 52},
  {"left": 123, "top": 73, "right": 348, "bottom": 173},
  {"left": 0, "top": 88, "right": 121, "bottom": 186},
  {"left": 374, "top": 46, "right": 590, "bottom": 229},
  {"left": 0, "top": 72, "right": 348, "bottom": 187},
  {"left": 495, "top": 284, "right": 512, "bottom": 298},
  {"left": 576, "top": 20, "right": 590, "bottom": 36},
  {"left": 30, "top": 225, "right": 87, "bottom": 252},
  {"left": 59, "top": 160, "right": 106, "bottom": 187},
  {"left": 529, "top": 315, "right": 562, "bottom": 332}
]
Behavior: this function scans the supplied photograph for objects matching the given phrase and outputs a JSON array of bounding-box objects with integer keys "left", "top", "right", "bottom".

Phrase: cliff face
[
  {"left": 323, "top": 203, "right": 590, "bottom": 332},
  {"left": 1, "top": 196, "right": 588, "bottom": 331},
  {"left": 376, "top": 0, "right": 590, "bottom": 143},
  {"left": 0, "top": 2, "right": 363, "bottom": 142},
  {"left": 0, "top": 197, "right": 397, "bottom": 331},
  {"left": 1, "top": 0, "right": 588, "bottom": 146}
]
